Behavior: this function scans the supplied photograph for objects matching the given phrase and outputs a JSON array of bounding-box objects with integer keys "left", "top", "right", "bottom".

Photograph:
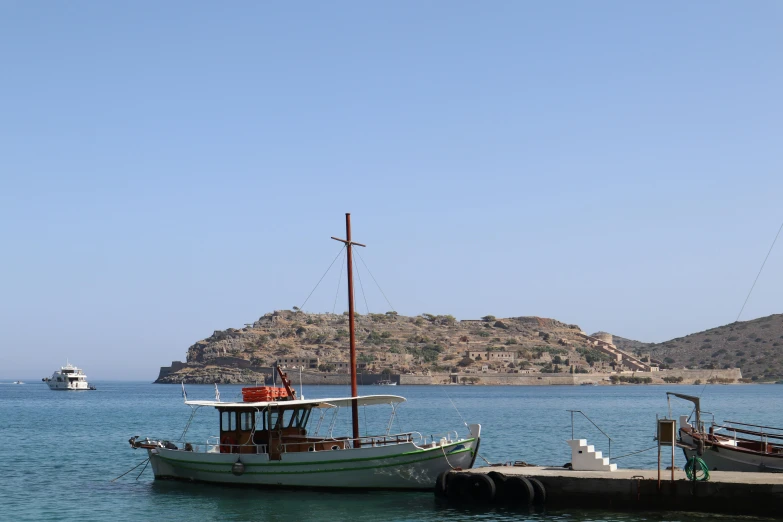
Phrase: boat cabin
[
  {"left": 180, "top": 393, "right": 408, "bottom": 459},
  {"left": 217, "top": 403, "right": 350, "bottom": 459}
]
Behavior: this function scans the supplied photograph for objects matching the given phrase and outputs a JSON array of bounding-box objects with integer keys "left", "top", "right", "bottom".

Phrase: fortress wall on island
[
  {"left": 399, "top": 375, "right": 434, "bottom": 385},
  {"left": 157, "top": 365, "right": 741, "bottom": 385},
  {"left": 660, "top": 368, "right": 742, "bottom": 381}
]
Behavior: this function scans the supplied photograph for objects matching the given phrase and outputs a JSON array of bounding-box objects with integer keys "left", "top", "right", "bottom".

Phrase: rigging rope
[
  {"left": 700, "top": 218, "right": 783, "bottom": 398},
  {"left": 355, "top": 250, "right": 396, "bottom": 312},
  {"left": 332, "top": 248, "right": 347, "bottom": 314},
  {"left": 736, "top": 220, "right": 783, "bottom": 323},
  {"left": 299, "top": 246, "right": 346, "bottom": 312},
  {"left": 354, "top": 257, "right": 370, "bottom": 315}
]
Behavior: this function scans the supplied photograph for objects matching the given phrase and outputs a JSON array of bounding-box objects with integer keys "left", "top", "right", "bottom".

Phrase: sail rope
[{"left": 298, "top": 245, "right": 346, "bottom": 312}]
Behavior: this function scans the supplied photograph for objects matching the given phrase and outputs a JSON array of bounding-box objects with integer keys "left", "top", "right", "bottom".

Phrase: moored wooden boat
[
  {"left": 669, "top": 392, "right": 783, "bottom": 472},
  {"left": 129, "top": 214, "right": 481, "bottom": 489}
]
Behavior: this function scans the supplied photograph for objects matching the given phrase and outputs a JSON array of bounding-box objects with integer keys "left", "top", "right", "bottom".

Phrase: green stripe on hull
[
  {"left": 156, "top": 447, "right": 473, "bottom": 475},
  {"left": 155, "top": 438, "right": 475, "bottom": 468}
]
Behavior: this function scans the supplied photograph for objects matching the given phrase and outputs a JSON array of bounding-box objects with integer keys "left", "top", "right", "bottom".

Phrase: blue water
[{"left": 1, "top": 382, "right": 780, "bottom": 521}]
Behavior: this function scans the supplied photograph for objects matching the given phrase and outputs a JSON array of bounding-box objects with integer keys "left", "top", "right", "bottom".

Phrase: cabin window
[
  {"left": 299, "top": 409, "right": 312, "bottom": 428},
  {"left": 268, "top": 410, "right": 280, "bottom": 430},
  {"left": 220, "top": 411, "right": 237, "bottom": 432},
  {"left": 240, "top": 411, "right": 254, "bottom": 431},
  {"left": 289, "top": 408, "right": 310, "bottom": 428}
]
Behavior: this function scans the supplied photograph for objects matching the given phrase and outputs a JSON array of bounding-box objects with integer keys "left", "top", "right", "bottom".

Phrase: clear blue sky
[{"left": 1, "top": 2, "right": 781, "bottom": 380}]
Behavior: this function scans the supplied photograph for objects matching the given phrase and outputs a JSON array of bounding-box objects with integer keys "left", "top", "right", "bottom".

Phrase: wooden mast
[{"left": 331, "top": 213, "right": 365, "bottom": 445}]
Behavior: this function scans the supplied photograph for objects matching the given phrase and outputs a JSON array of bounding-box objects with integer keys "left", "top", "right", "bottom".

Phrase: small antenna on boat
[{"left": 299, "top": 366, "right": 304, "bottom": 400}]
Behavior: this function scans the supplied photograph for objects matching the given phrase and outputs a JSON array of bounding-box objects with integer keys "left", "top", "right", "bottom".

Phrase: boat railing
[
  {"left": 425, "top": 431, "right": 459, "bottom": 444},
  {"left": 567, "top": 409, "right": 614, "bottom": 459},
  {"left": 177, "top": 441, "right": 270, "bottom": 454},
  {"left": 350, "top": 431, "right": 423, "bottom": 448},
  {"left": 719, "top": 421, "right": 783, "bottom": 446},
  {"left": 724, "top": 420, "right": 783, "bottom": 433}
]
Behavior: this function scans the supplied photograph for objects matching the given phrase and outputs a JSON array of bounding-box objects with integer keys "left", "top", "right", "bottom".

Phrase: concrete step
[{"left": 567, "top": 439, "right": 618, "bottom": 472}]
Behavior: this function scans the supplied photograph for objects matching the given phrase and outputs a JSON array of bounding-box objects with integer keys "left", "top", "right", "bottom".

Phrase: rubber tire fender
[
  {"left": 487, "top": 471, "right": 508, "bottom": 501},
  {"left": 459, "top": 473, "right": 496, "bottom": 504},
  {"left": 446, "top": 473, "right": 466, "bottom": 500},
  {"left": 504, "top": 476, "right": 534, "bottom": 505},
  {"left": 434, "top": 470, "right": 452, "bottom": 498},
  {"left": 528, "top": 477, "right": 547, "bottom": 505}
]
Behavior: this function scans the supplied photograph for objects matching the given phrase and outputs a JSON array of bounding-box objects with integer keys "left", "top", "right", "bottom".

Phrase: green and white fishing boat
[{"left": 129, "top": 214, "right": 481, "bottom": 489}]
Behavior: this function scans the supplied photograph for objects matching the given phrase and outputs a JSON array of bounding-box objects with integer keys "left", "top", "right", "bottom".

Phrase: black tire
[
  {"left": 504, "top": 476, "right": 534, "bottom": 505},
  {"left": 528, "top": 477, "right": 546, "bottom": 505},
  {"left": 487, "top": 471, "right": 507, "bottom": 501},
  {"left": 446, "top": 473, "right": 466, "bottom": 500},
  {"left": 434, "top": 470, "right": 451, "bottom": 498},
  {"left": 458, "top": 473, "right": 496, "bottom": 504}
]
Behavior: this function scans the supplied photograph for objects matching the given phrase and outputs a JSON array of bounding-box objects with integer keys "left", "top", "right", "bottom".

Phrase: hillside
[
  {"left": 157, "top": 310, "right": 778, "bottom": 384},
  {"left": 648, "top": 314, "right": 783, "bottom": 381},
  {"left": 157, "top": 310, "right": 634, "bottom": 383}
]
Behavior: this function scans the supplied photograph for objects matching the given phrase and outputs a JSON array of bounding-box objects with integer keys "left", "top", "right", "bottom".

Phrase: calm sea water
[{"left": 1, "top": 382, "right": 780, "bottom": 522}]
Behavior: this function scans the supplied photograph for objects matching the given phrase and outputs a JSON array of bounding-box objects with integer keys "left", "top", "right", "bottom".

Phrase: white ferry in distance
[{"left": 42, "top": 362, "right": 96, "bottom": 390}]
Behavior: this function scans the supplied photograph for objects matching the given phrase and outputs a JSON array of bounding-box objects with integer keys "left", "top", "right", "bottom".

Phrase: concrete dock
[{"left": 438, "top": 466, "right": 783, "bottom": 517}]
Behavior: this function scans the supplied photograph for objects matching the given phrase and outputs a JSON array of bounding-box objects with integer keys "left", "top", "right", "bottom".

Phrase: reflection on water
[{"left": 1, "top": 382, "right": 780, "bottom": 521}]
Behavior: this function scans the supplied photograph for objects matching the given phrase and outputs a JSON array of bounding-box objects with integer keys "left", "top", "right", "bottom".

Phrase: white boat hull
[
  {"left": 681, "top": 431, "right": 783, "bottom": 472},
  {"left": 47, "top": 381, "right": 90, "bottom": 390},
  {"left": 147, "top": 434, "right": 479, "bottom": 489}
]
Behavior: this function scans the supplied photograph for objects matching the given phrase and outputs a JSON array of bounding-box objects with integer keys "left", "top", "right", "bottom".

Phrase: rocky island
[{"left": 154, "top": 309, "right": 767, "bottom": 385}]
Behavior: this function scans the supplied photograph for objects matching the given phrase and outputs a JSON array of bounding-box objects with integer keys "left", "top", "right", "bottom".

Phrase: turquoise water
[{"left": 1, "top": 382, "right": 780, "bottom": 521}]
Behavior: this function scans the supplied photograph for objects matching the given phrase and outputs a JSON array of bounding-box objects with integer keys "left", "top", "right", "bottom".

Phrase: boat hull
[
  {"left": 681, "top": 430, "right": 783, "bottom": 472},
  {"left": 146, "top": 436, "right": 479, "bottom": 489},
  {"left": 46, "top": 381, "right": 90, "bottom": 390}
]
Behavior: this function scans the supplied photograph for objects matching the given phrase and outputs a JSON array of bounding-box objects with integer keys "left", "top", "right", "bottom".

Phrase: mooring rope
[
  {"left": 477, "top": 452, "right": 495, "bottom": 466},
  {"left": 136, "top": 458, "right": 151, "bottom": 480},
  {"left": 441, "top": 444, "right": 457, "bottom": 470},
  {"left": 110, "top": 458, "right": 150, "bottom": 482},
  {"left": 609, "top": 445, "right": 658, "bottom": 461}
]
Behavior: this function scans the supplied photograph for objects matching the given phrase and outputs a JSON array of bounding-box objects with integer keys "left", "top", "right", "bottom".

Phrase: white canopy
[{"left": 185, "top": 394, "right": 406, "bottom": 409}]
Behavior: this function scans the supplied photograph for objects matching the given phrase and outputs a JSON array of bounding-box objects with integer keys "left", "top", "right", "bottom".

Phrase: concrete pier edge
[{"left": 441, "top": 466, "right": 783, "bottom": 516}]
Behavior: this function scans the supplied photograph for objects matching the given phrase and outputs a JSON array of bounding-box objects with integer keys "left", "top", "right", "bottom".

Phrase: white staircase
[{"left": 567, "top": 439, "right": 617, "bottom": 471}]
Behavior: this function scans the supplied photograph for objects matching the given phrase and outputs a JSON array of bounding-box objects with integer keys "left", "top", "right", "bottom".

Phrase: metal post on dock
[{"left": 657, "top": 419, "right": 677, "bottom": 489}]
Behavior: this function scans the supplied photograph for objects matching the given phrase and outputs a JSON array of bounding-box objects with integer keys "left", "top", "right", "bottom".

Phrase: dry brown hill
[
  {"left": 648, "top": 314, "right": 783, "bottom": 381},
  {"left": 158, "top": 310, "right": 626, "bottom": 383}
]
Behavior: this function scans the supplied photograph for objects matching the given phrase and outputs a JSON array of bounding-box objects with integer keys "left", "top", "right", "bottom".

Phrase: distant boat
[
  {"left": 42, "top": 362, "right": 96, "bottom": 390},
  {"left": 375, "top": 379, "right": 397, "bottom": 386},
  {"left": 12, "top": 381, "right": 24, "bottom": 385},
  {"left": 580, "top": 382, "right": 596, "bottom": 386}
]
